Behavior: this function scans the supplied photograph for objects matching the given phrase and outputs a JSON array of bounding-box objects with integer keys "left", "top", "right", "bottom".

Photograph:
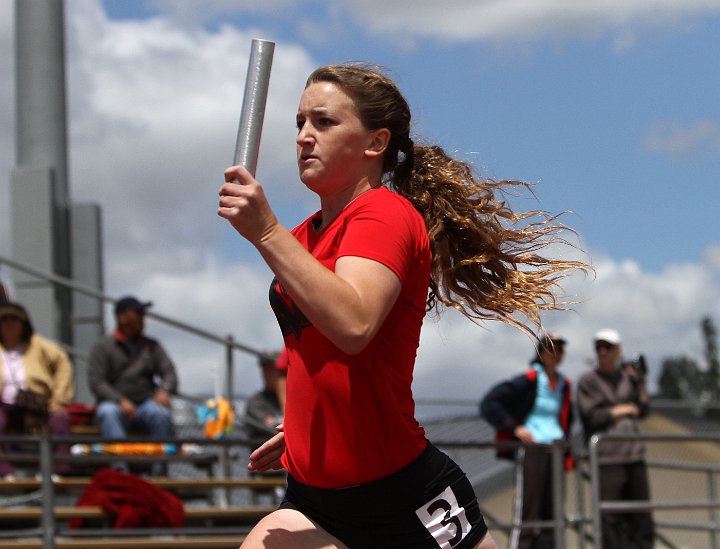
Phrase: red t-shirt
[
  {"left": 274, "top": 347, "right": 289, "bottom": 373},
  {"left": 269, "top": 187, "right": 430, "bottom": 488}
]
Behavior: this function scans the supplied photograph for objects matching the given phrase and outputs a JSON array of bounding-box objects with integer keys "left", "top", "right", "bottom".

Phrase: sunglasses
[{"left": 595, "top": 341, "right": 616, "bottom": 351}]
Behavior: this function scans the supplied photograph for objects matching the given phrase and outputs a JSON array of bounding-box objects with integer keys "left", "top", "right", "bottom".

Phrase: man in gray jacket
[
  {"left": 88, "top": 296, "right": 178, "bottom": 471},
  {"left": 576, "top": 328, "right": 654, "bottom": 549}
]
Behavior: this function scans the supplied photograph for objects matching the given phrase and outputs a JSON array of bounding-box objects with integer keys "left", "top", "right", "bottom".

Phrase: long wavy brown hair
[{"left": 307, "top": 63, "right": 590, "bottom": 335}]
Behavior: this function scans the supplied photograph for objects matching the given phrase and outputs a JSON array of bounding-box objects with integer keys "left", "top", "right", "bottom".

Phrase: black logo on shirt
[{"left": 269, "top": 278, "right": 311, "bottom": 340}]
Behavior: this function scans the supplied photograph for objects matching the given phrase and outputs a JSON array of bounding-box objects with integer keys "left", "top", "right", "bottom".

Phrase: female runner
[{"left": 218, "top": 63, "right": 585, "bottom": 549}]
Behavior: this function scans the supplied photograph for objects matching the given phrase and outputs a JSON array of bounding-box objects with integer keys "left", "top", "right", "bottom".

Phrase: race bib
[{"left": 415, "top": 485, "right": 472, "bottom": 548}]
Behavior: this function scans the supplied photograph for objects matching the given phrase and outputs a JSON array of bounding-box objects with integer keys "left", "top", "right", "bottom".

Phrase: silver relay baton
[{"left": 233, "top": 39, "right": 275, "bottom": 176}]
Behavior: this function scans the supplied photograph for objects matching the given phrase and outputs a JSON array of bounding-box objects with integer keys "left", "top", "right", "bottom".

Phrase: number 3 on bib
[{"left": 416, "top": 486, "right": 472, "bottom": 548}]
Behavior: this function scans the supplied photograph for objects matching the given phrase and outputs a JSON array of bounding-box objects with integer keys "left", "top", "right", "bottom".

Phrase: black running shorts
[{"left": 278, "top": 442, "right": 489, "bottom": 549}]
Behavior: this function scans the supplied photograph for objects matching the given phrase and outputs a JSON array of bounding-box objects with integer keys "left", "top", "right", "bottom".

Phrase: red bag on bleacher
[
  {"left": 63, "top": 402, "right": 96, "bottom": 427},
  {"left": 69, "top": 467, "right": 186, "bottom": 528}
]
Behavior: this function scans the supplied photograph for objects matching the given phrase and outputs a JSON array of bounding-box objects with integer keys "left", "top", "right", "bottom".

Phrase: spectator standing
[
  {"left": 481, "top": 333, "right": 572, "bottom": 549},
  {"left": 0, "top": 302, "right": 75, "bottom": 477},
  {"left": 576, "top": 328, "right": 654, "bottom": 549},
  {"left": 87, "top": 296, "right": 177, "bottom": 474}
]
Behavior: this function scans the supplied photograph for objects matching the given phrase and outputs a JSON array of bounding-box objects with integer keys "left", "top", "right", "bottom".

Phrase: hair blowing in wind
[{"left": 307, "top": 63, "right": 591, "bottom": 335}]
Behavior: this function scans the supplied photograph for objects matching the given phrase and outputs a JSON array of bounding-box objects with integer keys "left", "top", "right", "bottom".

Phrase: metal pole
[
  {"left": 589, "top": 435, "right": 603, "bottom": 549},
  {"left": 14, "top": 0, "right": 73, "bottom": 345},
  {"left": 710, "top": 469, "right": 718, "bottom": 549},
  {"left": 233, "top": 39, "right": 275, "bottom": 176},
  {"left": 218, "top": 334, "right": 236, "bottom": 508},
  {"left": 40, "top": 434, "right": 56, "bottom": 549},
  {"left": 509, "top": 447, "right": 525, "bottom": 549},
  {"left": 225, "top": 335, "right": 235, "bottom": 408},
  {"left": 574, "top": 452, "right": 588, "bottom": 549},
  {"left": 0, "top": 255, "right": 264, "bottom": 354},
  {"left": 552, "top": 441, "right": 566, "bottom": 549}
]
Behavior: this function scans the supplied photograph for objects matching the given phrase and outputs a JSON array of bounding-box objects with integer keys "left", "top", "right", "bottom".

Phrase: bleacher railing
[{"left": 0, "top": 254, "right": 275, "bottom": 411}]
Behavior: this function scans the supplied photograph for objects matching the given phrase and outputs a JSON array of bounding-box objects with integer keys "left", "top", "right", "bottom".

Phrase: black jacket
[{"left": 480, "top": 365, "right": 573, "bottom": 463}]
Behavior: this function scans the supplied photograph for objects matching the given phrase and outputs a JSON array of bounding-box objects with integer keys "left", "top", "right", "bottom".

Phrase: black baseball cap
[{"left": 114, "top": 296, "right": 152, "bottom": 315}]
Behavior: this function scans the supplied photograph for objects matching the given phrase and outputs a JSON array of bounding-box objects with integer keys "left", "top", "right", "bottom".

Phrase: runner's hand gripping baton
[{"left": 233, "top": 39, "right": 275, "bottom": 177}]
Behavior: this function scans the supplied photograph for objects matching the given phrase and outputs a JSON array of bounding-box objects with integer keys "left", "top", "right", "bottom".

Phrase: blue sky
[
  {"left": 1, "top": 1, "right": 719, "bottom": 404},
  {"left": 100, "top": 0, "right": 720, "bottom": 272}
]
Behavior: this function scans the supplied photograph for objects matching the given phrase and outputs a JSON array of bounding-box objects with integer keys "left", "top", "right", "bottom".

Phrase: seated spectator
[
  {"left": 0, "top": 302, "right": 74, "bottom": 478},
  {"left": 244, "top": 349, "right": 287, "bottom": 441},
  {"left": 87, "top": 296, "right": 178, "bottom": 475}
]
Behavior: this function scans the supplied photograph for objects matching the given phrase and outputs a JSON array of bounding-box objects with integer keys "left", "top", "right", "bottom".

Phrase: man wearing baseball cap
[
  {"left": 87, "top": 295, "right": 178, "bottom": 474},
  {"left": 576, "top": 329, "right": 654, "bottom": 548},
  {"left": 244, "top": 349, "right": 285, "bottom": 441}
]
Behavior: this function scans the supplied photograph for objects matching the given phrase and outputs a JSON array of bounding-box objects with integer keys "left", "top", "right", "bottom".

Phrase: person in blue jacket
[{"left": 480, "top": 333, "right": 573, "bottom": 549}]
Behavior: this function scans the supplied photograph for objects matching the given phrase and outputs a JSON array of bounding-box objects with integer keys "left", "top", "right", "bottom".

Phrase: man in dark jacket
[
  {"left": 88, "top": 296, "right": 178, "bottom": 474},
  {"left": 481, "top": 333, "right": 572, "bottom": 549},
  {"left": 244, "top": 350, "right": 284, "bottom": 441}
]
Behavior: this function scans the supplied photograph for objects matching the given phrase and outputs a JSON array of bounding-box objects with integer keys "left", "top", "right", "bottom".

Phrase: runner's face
[{"left": 296, "top": 82, "right": 375, "bottom": 195}]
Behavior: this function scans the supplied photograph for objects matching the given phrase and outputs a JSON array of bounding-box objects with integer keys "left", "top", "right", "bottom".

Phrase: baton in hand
[{"left": 233, "top": 39, "right": 275, "bottom": 177}]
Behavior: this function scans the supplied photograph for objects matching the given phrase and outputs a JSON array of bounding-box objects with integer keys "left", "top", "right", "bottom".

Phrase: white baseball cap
[{"left": 594, "top": 328, "right": 622, "bottom": 346}]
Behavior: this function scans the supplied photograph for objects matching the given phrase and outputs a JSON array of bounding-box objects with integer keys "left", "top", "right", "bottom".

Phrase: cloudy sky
[{"left": 1, "top": 0, "right": 719, "bottom": 412}]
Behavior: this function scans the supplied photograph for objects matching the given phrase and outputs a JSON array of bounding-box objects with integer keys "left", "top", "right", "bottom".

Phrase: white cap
[{"left": 594, "top": 328, "right": 622, "bottom": 345}]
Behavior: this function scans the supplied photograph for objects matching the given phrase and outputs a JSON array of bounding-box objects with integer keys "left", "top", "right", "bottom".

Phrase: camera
[{"left": 623, "top": 353, "right": 647, "bottom": 375}]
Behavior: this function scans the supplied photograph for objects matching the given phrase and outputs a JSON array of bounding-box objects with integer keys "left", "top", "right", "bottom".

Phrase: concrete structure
[
  {"left": 71, "top": 203, "right": 105, "bottom": 402},
  {"left": 11, "top": 0, "right": 104, "bottom": 401},
  {"left": 12, "top": 0, "right": 72, "bottom": 344}
]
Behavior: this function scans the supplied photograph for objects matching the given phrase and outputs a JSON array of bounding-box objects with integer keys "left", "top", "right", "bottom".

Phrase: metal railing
[
  {"left": 0, "top": 254, "right": 274, "bottom": 406},
  {"left": 588, "top": 432, "right": 720, "bottom": 549},
  {"left": 433, "top": 438, "right": 573, "bottom": 548},
  {"left": 0, "top": 432, "right": 263, "bottom": 549},
  {"left": 435, "top": 430, "right": 720, "bottom": 549},
  {"left": 0, "top": 254, "right": 278, "bottom": 500},
  {"left": 4, "top": 257, "right": 720, "bottom": 547},
  {"left": 3, "top": 429, "right": 720, "bottom": 547}
]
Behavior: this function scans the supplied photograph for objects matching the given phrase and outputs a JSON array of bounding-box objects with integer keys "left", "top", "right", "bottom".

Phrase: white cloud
[
  {"left": 0, "top": 0, "right": 315, "bottom": 396},
  {"left": 342, "top": 0, "right": 720, "bottom": 46},
  {"left": 147, "top": 0, "right": 297, "bottom": 22},
  {"left": 127, "top": 258, "right": 283, "bottom": 397},
  {"left": 2, "top": 0, "right": 719, "bottom": 409},
  {"left": 61, "top": 235, "right": 717, "bottom": 402},
  {"left": 705, "top": 244, "right": 720, "bottom": 273},
  {"left": 61, "top": 1, "right": 317, "bottom": 286},
  {"left": 412, "top": 244, "right": 720, "bottom": 404},
  {"left": 89, "top": 0, "right": 720, "bottom": 50},
  {"left": 0, "top": 0, "right": 14, "bottom": 261},
  {"left": 645, "top": 119, "right": 720, "bottom": 154}
]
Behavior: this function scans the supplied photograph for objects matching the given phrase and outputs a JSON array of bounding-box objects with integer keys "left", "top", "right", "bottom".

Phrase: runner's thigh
[
  {"left": 475, "top": 531, "right": 499, "bottom": 549},
  {"left": 240, "top": 509, "right": 349, "bottom": 549}
]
